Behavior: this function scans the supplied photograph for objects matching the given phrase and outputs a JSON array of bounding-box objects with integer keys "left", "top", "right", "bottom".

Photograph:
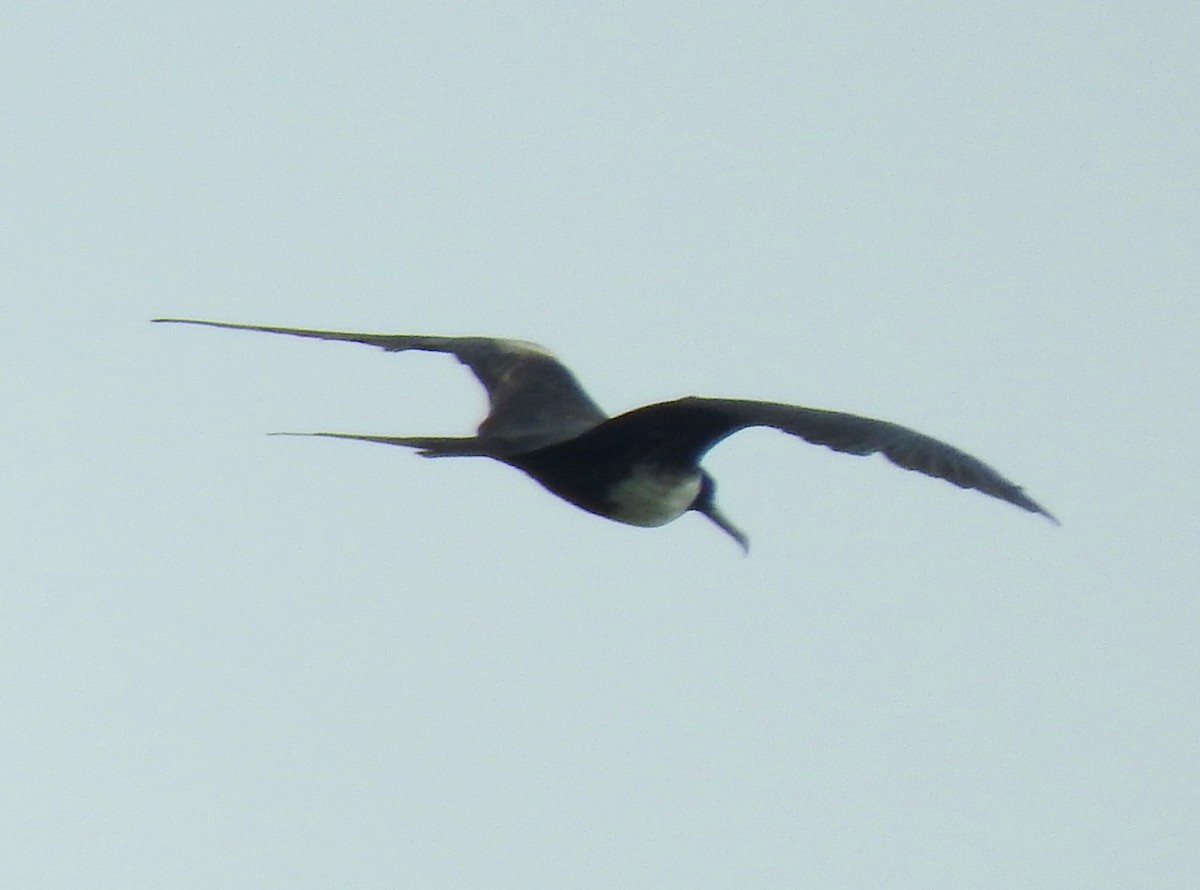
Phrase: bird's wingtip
[{"left": 1019, "top": 491, "right": 1060, "bottom": 526}]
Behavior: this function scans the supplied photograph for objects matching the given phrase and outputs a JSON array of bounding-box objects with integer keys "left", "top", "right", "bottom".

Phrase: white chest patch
[{"left": 607, "top": 467, "right": 702, "bottom": 527}]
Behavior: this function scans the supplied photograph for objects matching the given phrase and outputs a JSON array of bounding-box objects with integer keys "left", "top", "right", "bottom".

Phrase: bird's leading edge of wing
[{"left": 626, "top": 396, "right": 1059, "bottom": 523}]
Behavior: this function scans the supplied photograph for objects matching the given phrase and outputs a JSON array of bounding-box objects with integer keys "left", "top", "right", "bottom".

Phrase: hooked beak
[{"left": 700, "top": 504, "right": 750, "bottom": 554}]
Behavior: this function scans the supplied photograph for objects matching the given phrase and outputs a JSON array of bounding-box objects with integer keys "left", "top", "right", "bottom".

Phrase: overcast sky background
[{"left": 3, "top": 3, "right": 1198, "bottom": 888}]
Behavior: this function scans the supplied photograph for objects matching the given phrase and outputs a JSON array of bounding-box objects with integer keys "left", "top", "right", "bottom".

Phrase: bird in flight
[{"left": 154, "top": 318, "right": 1057, "bottom": 551}]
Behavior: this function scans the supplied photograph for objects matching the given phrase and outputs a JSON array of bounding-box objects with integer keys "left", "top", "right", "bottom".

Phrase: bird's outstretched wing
[
  {"left": 152, "top": 318, "right": 608, "bottom": 452},
  {"left": 605, "top": 396, "right": 1058, "bottom": 522}
]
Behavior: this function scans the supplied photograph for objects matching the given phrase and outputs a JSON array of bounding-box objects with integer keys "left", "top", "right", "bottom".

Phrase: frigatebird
[{"left": 154, "top": 318, "right": 1057, "bottom": 551}]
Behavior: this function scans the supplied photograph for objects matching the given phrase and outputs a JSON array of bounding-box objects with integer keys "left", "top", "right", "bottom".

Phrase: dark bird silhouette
[{"left": 153, "top": 318, "right": 1058, "bottom": 551}]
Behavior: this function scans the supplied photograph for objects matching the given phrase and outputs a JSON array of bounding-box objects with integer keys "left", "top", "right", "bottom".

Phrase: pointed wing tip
[
  {"left": 268, "top": 432, "right": 366, "bottom": 441},
  {"left": 151, "top": 317, "right": 223, "bottom": 328},
  {"left": 1013, "top": 492, "right": 1060, "bottom": 526}
]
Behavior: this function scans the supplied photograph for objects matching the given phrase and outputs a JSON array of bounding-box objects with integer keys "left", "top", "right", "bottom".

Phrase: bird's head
[{"left": 693, "top": 472, "right": 749, "bottom": 554}]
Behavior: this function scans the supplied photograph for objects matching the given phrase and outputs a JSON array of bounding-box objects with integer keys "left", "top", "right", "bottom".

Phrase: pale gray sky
[{"left": 3, "top": 3, "right": 1198, "bottom": 888}]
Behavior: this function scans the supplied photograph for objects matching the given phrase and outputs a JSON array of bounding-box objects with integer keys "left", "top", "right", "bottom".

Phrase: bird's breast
[{"left": 604, "top": 466, "right": 702, "bottom": 528}]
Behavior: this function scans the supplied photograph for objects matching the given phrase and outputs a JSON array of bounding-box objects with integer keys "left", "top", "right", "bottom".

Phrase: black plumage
[{"left": 154, "top": 318, "right": 1058, "bottom": 551}]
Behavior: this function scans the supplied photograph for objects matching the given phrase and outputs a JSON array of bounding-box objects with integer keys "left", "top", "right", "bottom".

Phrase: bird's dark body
[
  {"left": 504, "top": 431, "right": 656, "bottom": 519},
  {"left": 154, "top": 318, "right": 1058, "bottom": 551},
  {"left": 500, "top": 407, "right": 715, "bottom": 527}
]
